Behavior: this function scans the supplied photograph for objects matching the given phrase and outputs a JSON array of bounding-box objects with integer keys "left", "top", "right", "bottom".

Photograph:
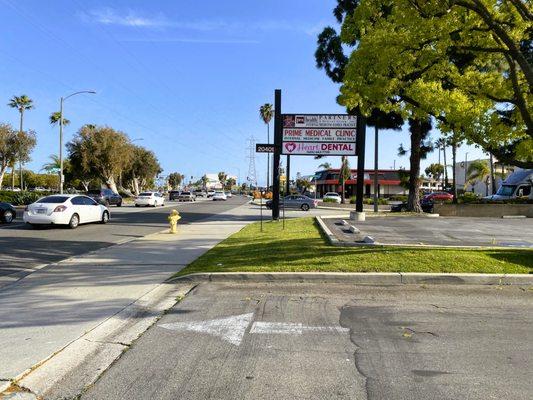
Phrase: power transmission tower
[{"left": 246, "top": 136, "right": 258, "bottom": 188}]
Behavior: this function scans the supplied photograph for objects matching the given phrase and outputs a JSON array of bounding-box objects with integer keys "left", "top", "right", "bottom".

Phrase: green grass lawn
[{"left": 176, "top": 217, "right": 533, "bottom": 276}]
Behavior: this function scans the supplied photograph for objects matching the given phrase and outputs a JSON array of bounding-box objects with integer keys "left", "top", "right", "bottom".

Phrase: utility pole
[
  {"left": 464, "top": 152, "right": 469, "bottom": 191},
  {"left": 373, "top": 126, "right": 379, "bottom": 213},
  {"left": 246, "top": 137, "right": 258, "bottom": 188},
  {"left": 272, "top": 90, "right": 282, "bottom": 220}
]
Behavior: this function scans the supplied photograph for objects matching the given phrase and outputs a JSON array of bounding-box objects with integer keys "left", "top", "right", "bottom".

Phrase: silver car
[{"left": 267, "top": 195, "right": 317, "bottom": 211}]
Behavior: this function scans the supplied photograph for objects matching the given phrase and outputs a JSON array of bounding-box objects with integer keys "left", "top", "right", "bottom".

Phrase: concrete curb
[
  {"left": 315, "top": 216, "right": 340, "bottom": 245},
  {"left": 170, "top": 272, "right": 533, "bottom": 286}
]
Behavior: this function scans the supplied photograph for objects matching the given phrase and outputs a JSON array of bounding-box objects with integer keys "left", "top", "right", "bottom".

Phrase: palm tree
[
  {"left": 41, "top": 155, "right": 61, "bottom": 174},
  {"left": 339, "top": 156, "right": 351, "bottom": 204},
  {"left": 435, "top": 137, "right": 448, "bottom": 189},
  {"left": 8, "top": 94, "right": 34, "bottom": 190},
  {"left": 318, "top": 162, "right": 332, "bottom": 170},
  {"left": 467, "top": 160, "right": 491, "bottom": 196},
  {"left": 259, "top": 103, "right": 273, "bottom": 190},
  {"left": 49, "top": 111, "right": 70, "bottom": 127},
  {"left": 201, "top": 175, "right": 209, "bottom": 191},
  {"left": 218, "top": 171, "right": 227, "bottom": 190}
]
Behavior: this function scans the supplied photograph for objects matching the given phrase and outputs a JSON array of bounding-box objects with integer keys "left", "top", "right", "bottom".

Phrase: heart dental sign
[
  {"left": 282, "top": 141, "right": 356, "bottom": 156},
  {"left": 281, "top": 114, "right": 357, "bottom": 156}
]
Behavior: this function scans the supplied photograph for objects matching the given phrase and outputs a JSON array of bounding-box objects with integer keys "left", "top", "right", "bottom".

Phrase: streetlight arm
[{"left": 63, "top": 90, "right": 96, "bottom": 101}]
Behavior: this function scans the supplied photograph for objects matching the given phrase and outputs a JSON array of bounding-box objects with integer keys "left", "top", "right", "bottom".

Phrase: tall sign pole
[
  {"left": 355, "top": 113, "right": 366, "bottom": 213},
  {"left": 272, "top": 89, "right": 282, "bottom": 220},
  {"left": 285, "top": 155, "right": 291, "bottom": 195}
]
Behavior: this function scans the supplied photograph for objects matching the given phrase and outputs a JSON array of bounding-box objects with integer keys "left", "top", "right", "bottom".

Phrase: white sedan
[
  {"left": 24, "top": 194, "right": 110, "bottom": 229},
  {"left": 135, "top": 192, "right": 165, "bottom": 207},
  {"left": 323, "top": 192, "right": 342, "bottom": 203},
  {"left": 212, "top": 191, "right": 227, "bottom": 201}
]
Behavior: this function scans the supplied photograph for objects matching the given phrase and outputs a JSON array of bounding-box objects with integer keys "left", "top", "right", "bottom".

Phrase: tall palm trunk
[
  {"left": 451, "top": 141, "right": 458, "bottom": 204},
  {"left": 443, "top": 144, "right": 448, "bottom": 189},
  {"left": 18, "top": 110, "right": 24, "bottom": 190},
  {"left": 407, "top": 119, "right": 423, "bottom": 212},
  {"left": 266, "top": 123, "right": 270, "bottom": 191}
]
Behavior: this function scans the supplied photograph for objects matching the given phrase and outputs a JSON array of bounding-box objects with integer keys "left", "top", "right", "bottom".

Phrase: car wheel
[
  {"left": 68, "top": 214, "right": 80, "bottom": 229},
  {"left": 3, "top": 210, "right": 14, "bottom": 223},
  {"left": 117, "top": 201, "right": 122, "bottom": 207},
  {"left": 301, "top": 204, "right": 310, "bottom": 211},
  {"left": 135, "top": 204, "right": 140, "bottom": 207},
  {"left": 101, "top": 211, "right": 110, "bottom": 224}
]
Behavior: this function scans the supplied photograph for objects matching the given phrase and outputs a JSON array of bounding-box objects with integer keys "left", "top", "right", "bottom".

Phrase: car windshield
[
  {"left": 139, "top": 192, "right": 152, "bottom": 196},
  {"left": 325, "top": 193, "right": 339, "bottom": 196},
  {"left": 181, "top": 192, "right": 191, "bottom": 195},
  {"left": 215, "top": 192, "right": 224, "bottom": 195},
  {"left": 496, "top": 185, "right": 516, "bottom": 196},
  {"left": 37, "top": 196, "right": 69, "bottom": 203}
]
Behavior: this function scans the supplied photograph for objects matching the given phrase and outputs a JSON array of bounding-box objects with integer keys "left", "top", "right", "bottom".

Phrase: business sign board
[
  {"left": 256, "top": 143, "right": 277, "bottom": 153},
  {"left": 283, "top": 114, "right": 357, "bottom": 129},
  {"left": 282, "top": 141, "right": 356, "bottom": 156},
  {"left": 281, "top": 114, "right": 357, "bottom": 156}
]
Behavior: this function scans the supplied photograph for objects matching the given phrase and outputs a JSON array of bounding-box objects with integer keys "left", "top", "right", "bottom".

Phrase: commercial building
[{"left": 313, "top": 169, "right": 407, "bottom": 198}]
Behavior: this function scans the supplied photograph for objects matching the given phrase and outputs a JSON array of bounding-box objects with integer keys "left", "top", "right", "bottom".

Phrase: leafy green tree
[
  {"left": 218, "top": 171, "right": 227, "bottom": 189},
  {"left": 260, "top": 103, "right": 274, "bottom": 189},
  {"left": 225, "top": 177, "right": 236, "bottom": 191},
  {"left": 124, "top": 146, "right": 162, "bottom": 195},
  {"left": 8, "top": 94, "right": 34, "bottom": 189},
  {"left": 41, "top": 154, "right": 61, "bottom": 174},
  {"left": 317, "top": 162, "right": 332, "bottom": 170},
  {"left": 168, "top": 172, "right": 184, "bottom": 190},
  {"left": 201, "top": 174, "right": 209, "bottom": 191},
  {"left": 0, "top": 123, "right": 18, "bottom": 190},
  {"left": 338, "top": 0, "right": 532, "bottom": 168},
  {"left": 296, "top": 178, "right": 312, "bottom": 194},
  {"left": 467, "top": 159, "right": 491, "bottom": 196},
  {"left": 67, "top": 125, "right": 132, "bottom": 193}
]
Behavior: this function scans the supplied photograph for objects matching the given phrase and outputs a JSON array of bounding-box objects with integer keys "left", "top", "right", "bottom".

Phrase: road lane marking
[
  {"left": 250, "top": 321, "right": 349, "bottom": 335},
  {"left": 159, "top": 313, "right": 349, "bottom": 346},
  {"left": 159, "top": 313, "right": 254, "bottom": 346}
]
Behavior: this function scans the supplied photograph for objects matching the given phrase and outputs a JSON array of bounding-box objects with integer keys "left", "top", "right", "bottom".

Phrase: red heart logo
[{"left": 285, "top": 142, "right": 296, "bottom": 153}]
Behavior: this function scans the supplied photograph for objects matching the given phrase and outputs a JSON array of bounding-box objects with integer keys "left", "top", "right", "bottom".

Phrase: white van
[{"left": 484, "top": 169, "right": 533, "bottom": 201}]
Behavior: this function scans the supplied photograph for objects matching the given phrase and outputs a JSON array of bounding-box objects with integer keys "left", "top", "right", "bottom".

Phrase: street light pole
[
  {"left": 464, "top": 152, "right": 469, "bottom": 192},
  {"left": 59, "top": 90, "right": 96, "bottom": 194}
]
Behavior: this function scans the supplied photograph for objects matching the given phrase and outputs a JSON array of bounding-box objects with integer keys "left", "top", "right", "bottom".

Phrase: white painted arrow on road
[{"left": 159, "top": 313, "right": 349, "bottom": 346}]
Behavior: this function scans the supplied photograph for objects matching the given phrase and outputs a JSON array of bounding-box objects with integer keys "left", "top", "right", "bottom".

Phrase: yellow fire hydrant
[{"left": 168, "top": 209, "right": 181, "bottom": 234}]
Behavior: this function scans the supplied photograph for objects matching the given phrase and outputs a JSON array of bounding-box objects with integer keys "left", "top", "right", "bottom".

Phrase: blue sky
[{"left": 0, "top": 0, "right": 486, "bottom": 185}]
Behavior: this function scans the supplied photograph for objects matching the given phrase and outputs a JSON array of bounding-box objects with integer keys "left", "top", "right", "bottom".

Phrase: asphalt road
[
  {"left": 82, "top": 282, "right": 533, "bottom": 400},
  {"left": 0, "top": 197, "right": 248, "bottom": 280}
]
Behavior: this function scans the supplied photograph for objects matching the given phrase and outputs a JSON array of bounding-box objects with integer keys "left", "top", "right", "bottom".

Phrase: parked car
[
  {"left": 323, "top": 192, "right": 342, "bottom": 203},
  {"left": 484, "top": 169, "right": 533, "bottom": 201},
  {"left": 135, "top": 192, "right": 165, "bottom": 207},
  {"left": 23, "top": 195, "right": 110, "bottom": 229},
  {"left": 423, "top": 192, "right": 453, "bottom": 202},
  {"left": 266, "top": 195, "right": 318, "bottom": 211},
  {"left": 212, "top": 191, "right": 227, "bottom": 201},
  {"left": 0, "top": 202, "right": 17, "bottom": 224},
  {"left": 194, "top": 190, "right": 207, "bottom": 197},
  {"left": 169, "top": 190, "right": 181, "bottom": 201},
  {"left": 87, "top": 189, "right": 123, "bottom": 207},
  {"left": 226, "top": 191, "right": 233, "bottom": 198},
  {"left": 207, "top": 190, "right": 216, "bottom": 198},
  {"left": 391, "top": 199, "right": 433, "bottom": 213},
  {"left": 177, "top": 191, "right": 196, "bottom": 202}
]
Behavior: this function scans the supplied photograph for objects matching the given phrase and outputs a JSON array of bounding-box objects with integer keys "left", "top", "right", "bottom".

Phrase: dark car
[
  {"left": 169, "top": 190, "right": 181, "bottom": 201},
  {"left": 391, "top": 199, "right": 433, "bottom": 213},
  {"left": 87, "top": 189, "right": 122, "bottom": 207},
  {"left": 0, "top": 202, "right": 17, "bottom": 223}
]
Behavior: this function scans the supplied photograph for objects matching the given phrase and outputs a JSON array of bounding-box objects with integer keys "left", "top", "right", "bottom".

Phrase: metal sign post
[
  {"left": 356, "top": 114, "right": 367, "bottom": 213},
  {"left": 260, "top": 192, "right": 263, "bottom": 232},
  {"left": 272, "top": 90, "right": 282, "bottom": 220}
]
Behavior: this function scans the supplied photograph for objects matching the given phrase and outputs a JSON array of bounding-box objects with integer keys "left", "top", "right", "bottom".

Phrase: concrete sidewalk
[{"left": 0, "top": 203, "right": 258, "bottom": 396}]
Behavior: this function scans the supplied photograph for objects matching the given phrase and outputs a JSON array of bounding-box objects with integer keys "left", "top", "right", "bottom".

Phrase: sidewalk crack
[{"left": 83, "top": 338, "right": 130, "bottom": 347}]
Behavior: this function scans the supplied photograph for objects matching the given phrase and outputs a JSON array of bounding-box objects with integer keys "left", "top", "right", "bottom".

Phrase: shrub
[
  {"left": 0, "top": 190, "right": 46, "bottom": 205},
  {"left": 323, "top": 197, "right": 338, "bottom": 203},
  {"left": 389, "top": 195, "right": 408, "bottom": 202},
  {"left": 458, "top": 192, "right": 480, "bottom": 204}
]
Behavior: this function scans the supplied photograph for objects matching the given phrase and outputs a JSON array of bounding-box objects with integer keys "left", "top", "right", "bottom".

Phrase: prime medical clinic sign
[{"left": 281, "top": 114, "right": 357, "bottom": 156}]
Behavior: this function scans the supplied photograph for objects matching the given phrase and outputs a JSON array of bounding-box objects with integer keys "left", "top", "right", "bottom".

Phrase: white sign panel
[
  {"left": 283, "top": 114, "right": 357, "bottom": 129},
  {"left": 282, "top": 128, "right": 357, "bottom": 142},
  {"left": 282, "top": 141, "right": 356, "bottom": 156}
]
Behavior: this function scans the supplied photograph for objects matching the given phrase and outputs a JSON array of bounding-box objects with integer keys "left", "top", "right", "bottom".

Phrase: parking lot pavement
[
  {"left": 81, "top": 282, "right": 533, "bottom": 400},
  {"left": 325, "top": 215, "right": 533, "bottom": 248}
]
